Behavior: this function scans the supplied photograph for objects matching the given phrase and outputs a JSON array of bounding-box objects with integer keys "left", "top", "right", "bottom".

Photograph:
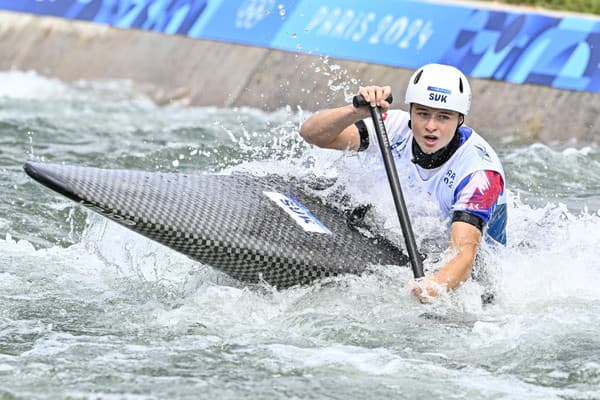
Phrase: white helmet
[{"left": 404, "top": 63, "right": 471, "bottom": 115}]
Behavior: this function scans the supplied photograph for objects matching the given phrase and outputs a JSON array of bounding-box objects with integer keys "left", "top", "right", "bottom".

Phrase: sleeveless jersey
[{"left": 361, "top": 110, "right": 507, "bottom": 245}]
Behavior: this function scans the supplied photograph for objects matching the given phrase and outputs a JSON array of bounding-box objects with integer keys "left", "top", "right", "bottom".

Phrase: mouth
[{"left": 422, "top": 135, "right": 439, "bottom": 147}]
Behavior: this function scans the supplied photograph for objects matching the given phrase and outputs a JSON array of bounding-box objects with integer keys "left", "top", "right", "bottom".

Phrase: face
[{"left": 410, "top": 104, "right": 463, "bottom": 154}]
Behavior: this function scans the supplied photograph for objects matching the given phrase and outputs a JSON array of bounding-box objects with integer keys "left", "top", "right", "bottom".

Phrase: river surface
[{"left": 1, "top": 70, "right": 599, "bottom": 399}]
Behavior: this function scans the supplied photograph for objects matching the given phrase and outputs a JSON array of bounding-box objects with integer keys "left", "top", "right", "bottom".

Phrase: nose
[{"left": 425, "top": 116, "right": 438, "bottom": 132}]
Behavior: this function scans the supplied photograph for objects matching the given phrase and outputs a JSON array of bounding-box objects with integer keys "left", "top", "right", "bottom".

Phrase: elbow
[{"left": 299, "top": 122, "right": 317, "bottom": 145}]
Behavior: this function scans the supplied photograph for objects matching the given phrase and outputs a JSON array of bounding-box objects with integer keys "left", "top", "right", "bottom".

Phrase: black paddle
[{"left": 353, "top": 94, "right": 424, "bottom": 279}]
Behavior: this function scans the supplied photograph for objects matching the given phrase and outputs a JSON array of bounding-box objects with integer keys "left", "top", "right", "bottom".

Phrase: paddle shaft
[{"left": 353, "top": 95, "right": 424, "bottom": 279}]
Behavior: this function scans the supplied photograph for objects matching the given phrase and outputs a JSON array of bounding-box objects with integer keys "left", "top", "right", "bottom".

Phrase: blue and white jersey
[{"left": 361, "top": 110, "right": 507, "bottom": 245}]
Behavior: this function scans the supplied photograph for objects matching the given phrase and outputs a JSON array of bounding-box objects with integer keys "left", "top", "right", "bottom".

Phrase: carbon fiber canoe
[{"left": 23, "top": 162, "right": 407, "bottom": 288}]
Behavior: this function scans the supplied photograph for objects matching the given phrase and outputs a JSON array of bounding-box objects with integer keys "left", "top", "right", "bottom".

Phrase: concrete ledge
[{"left": 0, "top": 11, "right": 597, "bottom": 143}]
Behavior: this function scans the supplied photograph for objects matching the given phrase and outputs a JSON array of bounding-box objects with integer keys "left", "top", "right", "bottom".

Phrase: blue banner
[
  {"left": 197, "top": 0, "right": 301, "bottom": 46},
  {"left": 0, "top": 0, "right": 216, "bottom": 34},
  {"left": 439, "top": 10, "right": 600, "bottom": 92},
  {"left": 271, "top": 0, "right": 472, "bottom": 69},
  {"left": 1, "top": 0, "right": 599, "bottom": 93}
]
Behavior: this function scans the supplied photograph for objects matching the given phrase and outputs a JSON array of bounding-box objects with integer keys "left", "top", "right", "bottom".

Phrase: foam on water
[
  {"left": 2, "top": 168, "right": 600, "bottom": 399},
  {"left": 1, "top": 70, "right": 599, "bottom": 399},
  {"left": 0, "top": 71, "right": 71, "bottom": 100}
]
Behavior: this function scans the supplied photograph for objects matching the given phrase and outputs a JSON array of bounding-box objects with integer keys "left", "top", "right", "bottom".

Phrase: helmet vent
[
  {"left": 413, "top": 69, "right": 423, "bottom": 84},
  {"left": 459, "top": 78, "right": 464, "bottom": 93}
]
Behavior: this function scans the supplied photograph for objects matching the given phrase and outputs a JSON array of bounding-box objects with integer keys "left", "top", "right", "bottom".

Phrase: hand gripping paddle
[{"left": 353, "top": 94, "right": 424, "bottom": 279}]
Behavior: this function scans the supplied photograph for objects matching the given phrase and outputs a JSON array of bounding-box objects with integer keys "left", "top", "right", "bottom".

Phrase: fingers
[
  {"left": 411, "top": 285, "right": 433, "bottom": 303},
  {"left": 357, "top": 85, "right": 392, "bottom": 110},
  {"left": 411, "top": 277, "right": 443, "bottom": 303}
]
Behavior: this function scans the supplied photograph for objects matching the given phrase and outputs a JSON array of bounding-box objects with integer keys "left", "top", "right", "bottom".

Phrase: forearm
[
  {"left": 431, "top": 246, "right": 477, "bottom": 289},
  {"left": 412, "top": 222, "right": 481, "bottom": 302},
  {"left": 299, "top": 104, "right": 366, "bottom": 149},
  {"left": 432, "top": 222, "right": 480, "bottom": 289}
]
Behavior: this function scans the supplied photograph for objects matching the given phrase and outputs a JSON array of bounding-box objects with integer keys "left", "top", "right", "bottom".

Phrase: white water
[{"left": 0, "top": 70, "right": 599, "bottom": 399}]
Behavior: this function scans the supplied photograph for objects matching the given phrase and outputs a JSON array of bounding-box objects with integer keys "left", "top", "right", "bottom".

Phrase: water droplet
[{"left": 172, "top": 159, "right": 180, "bottom": 167}]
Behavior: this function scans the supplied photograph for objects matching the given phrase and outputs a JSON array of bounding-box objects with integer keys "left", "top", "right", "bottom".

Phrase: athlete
[{"left": 299, "top": 63, "right": 507, "bottom": 302}]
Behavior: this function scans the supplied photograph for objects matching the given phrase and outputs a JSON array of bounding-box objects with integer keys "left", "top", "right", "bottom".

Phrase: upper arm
[
  {"left": 452, "top": 170, "right": 505, "bottom": 226},
  {"left": 298, "top": 105, "right": 364, "bottom": 151},
  {"left": 323, "top": 124, "right": 361, "bottom": 151}
]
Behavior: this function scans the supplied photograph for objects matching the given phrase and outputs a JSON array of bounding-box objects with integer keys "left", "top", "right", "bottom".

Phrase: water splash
[{"left": 2, "top": 71, "right": 599, "bottom": 399}]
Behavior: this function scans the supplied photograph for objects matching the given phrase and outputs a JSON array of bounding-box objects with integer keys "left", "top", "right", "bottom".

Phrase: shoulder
[
  {"left": 383, "top": 109, "right": 410, "bottom": 127},
  {"left": 455, "top": 127, "right": 504, "bottom": 173},
  {"left": 360, "top": 109, "right": 411, "bottom": 153},
  {"left": 453, "top": 170, "right": 505, "bottom": 221},
  {"left": 383, "top": 109, "right": 411, "bottom": 144}
]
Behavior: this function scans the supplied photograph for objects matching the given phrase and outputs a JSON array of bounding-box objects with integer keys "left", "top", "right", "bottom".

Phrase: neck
[{"left": 411, "top": 130, "right": 461, "bottom": 169}]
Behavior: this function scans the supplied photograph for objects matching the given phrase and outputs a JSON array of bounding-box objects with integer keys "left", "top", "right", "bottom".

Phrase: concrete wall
[{"left": 0, "top": 10, "right": 598, "bottom": 143}]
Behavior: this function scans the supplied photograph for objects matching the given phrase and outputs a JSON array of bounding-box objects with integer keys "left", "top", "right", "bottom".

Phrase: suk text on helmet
[{"left": 405, "top": 63, "right": 472, "bottom": 116}]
